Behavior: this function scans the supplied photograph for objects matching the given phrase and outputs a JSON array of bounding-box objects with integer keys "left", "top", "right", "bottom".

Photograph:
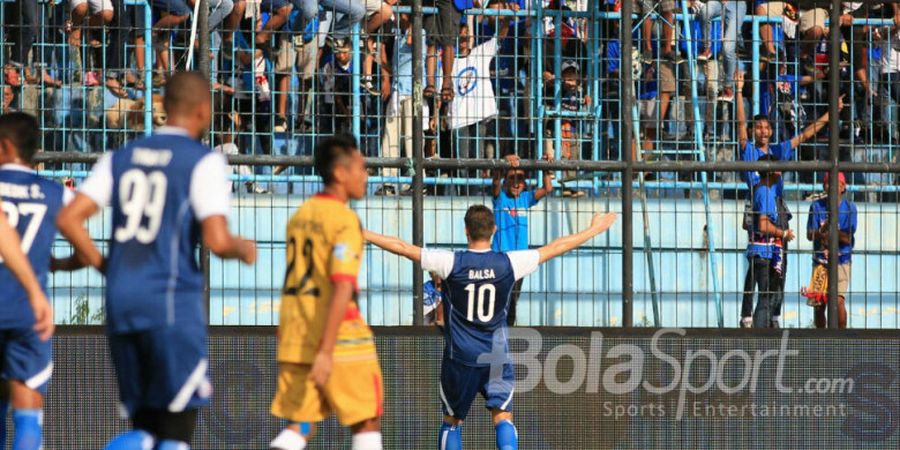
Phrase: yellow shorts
[{"left": 271, "top": 357, "right": 383, "bottom": 426}]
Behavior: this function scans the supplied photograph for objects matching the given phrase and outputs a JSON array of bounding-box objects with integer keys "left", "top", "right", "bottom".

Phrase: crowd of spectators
[{"left": 1, "top": 0, "right": 900, "bottom": 197}]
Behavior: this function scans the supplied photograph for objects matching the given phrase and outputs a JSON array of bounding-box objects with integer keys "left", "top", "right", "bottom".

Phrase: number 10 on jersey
[{"left": 464, "top": 283, "right": 496, "bottom": 322}]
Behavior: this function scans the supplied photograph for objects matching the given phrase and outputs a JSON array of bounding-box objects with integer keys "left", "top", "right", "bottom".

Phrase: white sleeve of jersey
[
  {"left": 420, "top": 249, "right": 455, "bottom": 280},
  {"left": 190, "top": 152, "right": 232, "bottom": 221},
  {"left": 507, "top": 250, "right": 540, "bottom": 281},
  {"left": 78, "top": 152, "right": 114, "bottom": 208},
  {"left": 62, "top": 188, "right": 74, "bottom": 206}
]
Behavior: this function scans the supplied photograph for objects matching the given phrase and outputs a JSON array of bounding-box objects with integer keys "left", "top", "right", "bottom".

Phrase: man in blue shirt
[
  {"left": 806, "top": 172, "right": 857, "bottom": 329},
  {"left": 490, "top": 153, "right": 553, "bottom": 325},
  {"left": 365, "top": 205, "right": 617, "bottom": 450},
  {"left": 743, "top": 155, "right": 796, "bottom": 328},
  {"left": 0, "top": 112, "right": 83, "bottom": 450},
  {"left": 58, "top": 72, "right": 257, "bottom": 450}
]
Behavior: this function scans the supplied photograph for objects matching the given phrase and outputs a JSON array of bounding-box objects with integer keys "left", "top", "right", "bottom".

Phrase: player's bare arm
[
  {"left": 364, "top": 229, "right": 423, "bottom": 263},
  {"left": 0, "top": 204, "right": 53, "bottom": 341},
  {"left": 537, "top": 212, "right": 617, "bottom": 264},
  {"left": 735, "top": 71, "right": 749, "bottom": 149},
  {"left": 309, "top": 280, "right": 355, "bottom": 388},
  {"left": 791, "top": 95, "right": 844, "bottom": 149},
  {"left": 201, "top": 215, "right": 257, "bottom": 264},
  {"left": 759, "top": 214, "right": 795, "bottom": 242},
  {"left": 56, "top": 194, "right": 105, "bottom": 271}
]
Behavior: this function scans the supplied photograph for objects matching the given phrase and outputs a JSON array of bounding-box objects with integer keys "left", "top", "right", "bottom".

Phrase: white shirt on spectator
[
  {"left": 449, "top": 38, "right": 499, "bottom": 130},
  {"left": 882, "top": 29, "right": 900, "bottom": 74}
]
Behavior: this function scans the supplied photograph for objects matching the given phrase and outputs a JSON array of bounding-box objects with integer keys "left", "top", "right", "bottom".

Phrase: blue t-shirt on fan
[
  {"left": 742, "top": 140, "right": 794, "bottom": 197},
  {"left": 747, "top": 184, "right": 779, "bottom": 260},
  {"left": 807, "top": 197, "right": 858, "bottom": 265},
  {"left": 492, "top": 190, "right": 538, "bottom": 252}
]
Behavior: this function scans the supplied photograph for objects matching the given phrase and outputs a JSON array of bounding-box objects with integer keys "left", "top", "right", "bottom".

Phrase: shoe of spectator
[
  {"left": 375, "top": 185, "right": 396, "bottom": 196},
  {"left": 254, "top": 184, "right": 270, "bottom": 194},
  {"left": 362, "top": 77, "right": 380, "bottom": 96},
  {"left": 274, "top": 115, "right": 288, "bottom": 133},
  {"left": 641, "top": 50, "right": 653, "bottom": 64},
  {"left": 718, "top": 88, "right": 735, "bottom": 103},
  {"left": 740, "top": 317, "right": 752, "bottom": 328},
  {"left": 662, "top": 52, "right": 685, "bottom": 65},
  {"left": 770, "top": 318, "right": 781, "bottom": 329},
  {"left": 696, "top": 49, "right": 712, "bottom": 62}
]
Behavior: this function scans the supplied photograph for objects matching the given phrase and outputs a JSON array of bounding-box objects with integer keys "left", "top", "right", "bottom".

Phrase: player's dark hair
[
  {"left": 164, "top": 71, "right": 211, "bottom": 117},
  {"left": 315, "top": 134, "right": 359, "bottom": 185},
  {"left": 0, "top": 112, "right": 40, "bottom": 164},
  {"left": 465, "top": 205, "right": 495, "bottom": 242}
]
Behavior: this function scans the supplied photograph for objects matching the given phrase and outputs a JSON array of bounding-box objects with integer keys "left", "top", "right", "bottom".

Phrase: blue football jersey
[
  {"left": 79, "top": 127, "right": 231, "bottom": 334},
  {"left": 422, "top": 248, "right": 539, "bottom": 366},
  {"left": 0, "top": 165, "right": 66, "bottom": 329}
]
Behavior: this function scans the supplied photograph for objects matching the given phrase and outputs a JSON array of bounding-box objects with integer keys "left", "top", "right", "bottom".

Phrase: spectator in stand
[
  {"left": 736, "top": 71, "right": 845, "bottom": 198},
  {"left": 379, "top": 14, "right": 429, "bottom": 196},
  {"left": 362, "top": 0, "right": 398, "bottom": 96},
  {"left": 806, "top": 172, "right": 856, "bottom": 329},
  {"left": 148, "top": 0, "right": 192, "bottom": 82},
  {"left": 743, "top": 154, "right": 796, "bottom": 329},
  {"left": 292, "top": 0, "right": 366, "bottom": 44},
  {"left": 756, "top": 1, "right": 798, "bottom": 62},
  {"left": 631, "top": 0, "right": 683, "bottom": 64},
  {"left": 694, "top": 0, "right": 747, "bottom": 102},
  {"left": 446, "top": 11, "right": 513, "bottom": 190},
  {"left": 68, "top": 0, "right": 115, "bottom": 47},
  {"left": 2, "top": 0, "right": 61, "bottom": 87},
  {"left": 320, "top": 38, "right": 354, "bottom": 135},
  {"left": 795, "top": 1, "right": 831, "bottom": 73},
  {"left": 273, "top": 9, "right": 320, "bottom": 133},
  {"left": 874, "top": 5, "right": 900, "bottom": 144},
  {"left": 233, "top": 32, "right": 275, "bottom": 193},
  {"left": 255, "top": 1, "right": 294, "bottom": 46},
  {"left": 106, "top": 0, "right": 148, "bottom": 91},
  {"left": 543, "top": 60, "right": 591, "bottom": 197},
  {"left": 425, "top": 0, "right": 481, "bottom": 105},
  {"left": 491, "top": 153, "right": 553, "bottom": 326}
]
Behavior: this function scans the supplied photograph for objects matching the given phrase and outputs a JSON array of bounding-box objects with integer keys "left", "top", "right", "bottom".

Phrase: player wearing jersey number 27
[
  {"left": 365, "top": 206, "right": 617, "bottom": 450},
  {"left": 0, "top": 112, "right": 86, "bottom": 450}
]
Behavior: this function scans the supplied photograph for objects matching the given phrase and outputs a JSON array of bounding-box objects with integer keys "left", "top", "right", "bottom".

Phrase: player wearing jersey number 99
[
  {"left": 365, "top": 206, "right": 616, "bottom": 450},
  {"left": 58, "top": 72, "right": 256, "bottom": 450}
]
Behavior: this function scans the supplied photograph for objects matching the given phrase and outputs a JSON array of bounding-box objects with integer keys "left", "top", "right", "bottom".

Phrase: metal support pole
[
  {"left": 143, "top": 1, "right": 153, "bottom": 135},
  {"left": 827, "top": 0, "right": 841, "bottom": 328},
  {"left": 352, "top": 22, "right": 362, "bottom": 139},
  {"left": 199, "top": 0, "right": 212, "bottom": 312},
  {"left": 411, "top": 0, "right": 425, "bottom": 326},
  {"left": 621, "top": 0, "right": 634, "bottom": 328}
]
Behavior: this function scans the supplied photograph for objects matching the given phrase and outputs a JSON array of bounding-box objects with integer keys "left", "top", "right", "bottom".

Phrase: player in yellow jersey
[{"left": 270, "top": 135, "right": 383, "bottom": 450}]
